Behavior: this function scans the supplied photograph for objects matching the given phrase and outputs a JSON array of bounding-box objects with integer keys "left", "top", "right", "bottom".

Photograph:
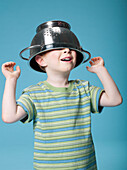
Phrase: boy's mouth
[{"left": 61, "top": 57, "right": 72, "bottom": 62}]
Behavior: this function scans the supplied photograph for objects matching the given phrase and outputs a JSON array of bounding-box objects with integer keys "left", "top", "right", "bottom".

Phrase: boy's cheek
[{"left": 74, "top": 57, "right": 77, "bottom": 66}]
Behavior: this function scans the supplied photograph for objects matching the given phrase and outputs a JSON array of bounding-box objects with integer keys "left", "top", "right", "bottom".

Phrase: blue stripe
[
  {"left": 37, "top": 103, "right": 90, "bottom": 113},
  {"left": 33, "top": 93, "right": 88, "bottom": 103},
  {"left": 73, "top": 88, "right": 77, "bottom": 91},
  {"left": 36, "top": 113, "right": 90, "bottom": 123},
  {"left": 77, "top": 85, "right": 88, "bottom": 89},
  {"left": 34, "top": 144, "right": 92, "bottom": 153},
  {"left": 34, "top": 152, "right": 95, "bottom": 164},
  {"left": 34, "top": 134, "right": 91, "bottom": 143},
  {"left": 38, "top": 82, "right": 44, "bottom": 86},
  {"left": 77, "top": 161, "right": 96, "bottom": 170},
  {"left": 35, "top": 124, "right": 90, "bottom": 133},
  {"left": 16, "top": 101, "right": 29, "bottom": 113}
]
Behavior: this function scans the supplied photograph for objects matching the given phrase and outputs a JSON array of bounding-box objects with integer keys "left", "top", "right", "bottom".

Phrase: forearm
[
  {"left": 96, "top": 66, "right": 122, "bottom": 106},
  {"left": 2, "top": 78, "right": 18, "bottom": 123},
  {"left": 2, "top": 62, "right": 27, "bottom": 123}
]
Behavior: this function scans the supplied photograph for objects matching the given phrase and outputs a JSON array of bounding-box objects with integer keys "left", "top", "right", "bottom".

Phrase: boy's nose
[{"left": 63, "top": 48, "right": 71, "bottom": 54}]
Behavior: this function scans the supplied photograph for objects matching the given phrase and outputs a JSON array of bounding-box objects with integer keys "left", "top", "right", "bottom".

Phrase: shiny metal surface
[{"left": 19, "top": 20, "right": 91, "bottom": 73}]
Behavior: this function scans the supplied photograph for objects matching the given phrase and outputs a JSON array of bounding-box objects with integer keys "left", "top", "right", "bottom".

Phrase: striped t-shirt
[{"left": 17, "top": 79, "right": 104, "bottom": 170}]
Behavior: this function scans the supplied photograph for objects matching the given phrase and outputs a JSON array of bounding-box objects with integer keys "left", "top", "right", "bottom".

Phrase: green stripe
[
  {"left": 34, "top": 150, "right": 94, "bottom": 161},
  {"left": 34, "top": 137, "right": 92, "bottom": 148},
  {"left": 33, "top": 155, "right": 96, "bottom": 169},
  {"left": 34, "top": 141, "right": 92, "bottom": 151}
]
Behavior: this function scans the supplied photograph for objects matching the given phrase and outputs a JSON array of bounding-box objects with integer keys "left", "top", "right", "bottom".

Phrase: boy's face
[{"left": 38, "top": 48, "right": 77, "bottom": 74}]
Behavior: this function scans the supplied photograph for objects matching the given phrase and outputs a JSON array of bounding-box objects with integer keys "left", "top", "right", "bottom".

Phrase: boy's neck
[{"left": 46, "top": 72, "right": 70, "bottom": 88}]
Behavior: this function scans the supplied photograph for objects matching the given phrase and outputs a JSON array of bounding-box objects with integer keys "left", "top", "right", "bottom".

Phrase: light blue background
[{"left": 0, "top": 0, "right": 126, "bottom": 169}]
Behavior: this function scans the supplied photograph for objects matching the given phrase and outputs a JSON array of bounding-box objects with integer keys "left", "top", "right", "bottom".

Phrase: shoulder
[
  {"left": 72, "top": 79, "right": 92, "bottom": 94},
  {"left": 73, "top": 79, "right": 90, "bottom": 88},
  {"left": 22, "top": 81, "right": 45, "bottom": 94}
]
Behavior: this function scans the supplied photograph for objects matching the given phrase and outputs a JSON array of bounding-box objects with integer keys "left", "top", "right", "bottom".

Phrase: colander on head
[{"left": 19, "top": 20, "right": 91, "bottom": 73}]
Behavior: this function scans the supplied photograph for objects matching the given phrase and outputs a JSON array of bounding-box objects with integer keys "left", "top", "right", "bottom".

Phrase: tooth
[
  {"left": 65, "top": 58, "right": 70, "bottom": 61},
  {"left": 61, "top": 58, "right": 71, "bottom": 61}
]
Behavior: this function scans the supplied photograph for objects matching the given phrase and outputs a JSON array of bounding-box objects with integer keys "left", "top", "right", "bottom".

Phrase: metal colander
[{"left": 19, "top": 20, "right": 91, "bottom": 73}]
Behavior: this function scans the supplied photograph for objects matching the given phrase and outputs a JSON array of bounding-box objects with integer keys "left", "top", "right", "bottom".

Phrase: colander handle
[
  {"left": 81, "top": 48, "right": 91, "bottom": 63},
  {"left": 19, "top": 45, "right": 42, "bottom": 60}
]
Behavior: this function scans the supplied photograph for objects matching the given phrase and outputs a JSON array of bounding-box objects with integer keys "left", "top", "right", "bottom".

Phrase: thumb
[
  {"left": 86, "top": 66, "right": 90, "bottom": 71},
  {"left": 16, "top": 66, "right": 21, "bottom": 74},
  {"left": 86, "top": 66, "right": 93, "bottom": 73}
]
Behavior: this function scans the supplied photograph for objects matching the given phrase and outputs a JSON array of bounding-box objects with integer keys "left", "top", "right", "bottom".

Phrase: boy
[{"left": 2, "top": 21, "right": 122, "bottom": 169}]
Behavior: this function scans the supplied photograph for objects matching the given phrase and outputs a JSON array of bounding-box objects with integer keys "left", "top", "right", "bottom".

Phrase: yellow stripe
[
  {"left": 34, "top": 155, "right": 96, "bottom": 169},
  {"left": 34, "top": 150, "right": 94, "bottom": 161},
  {"left": 35, "top": 129, "right": 90, "bottom": 141},
  {"left": 34, "top": 138, "right": 92, "bottom": 150},
  {"left": 34, "top": 141, "right": 92, "bottom": 151}
]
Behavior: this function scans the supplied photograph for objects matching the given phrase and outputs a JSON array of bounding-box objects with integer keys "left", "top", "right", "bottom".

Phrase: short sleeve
[
  {"left": 16, "top": 92, "right": 36, "bottom": 123},
  {"left": 89, "top": 85, "right": 104, "bottom": 113}
]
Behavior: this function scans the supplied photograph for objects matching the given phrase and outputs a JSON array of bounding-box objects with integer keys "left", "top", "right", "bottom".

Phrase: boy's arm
[
  {"left": 86, "top": 57, "right": 123, "bottom": 107},
  {"left": 2, "top": 62, "right": 27, "bottom": 123}
]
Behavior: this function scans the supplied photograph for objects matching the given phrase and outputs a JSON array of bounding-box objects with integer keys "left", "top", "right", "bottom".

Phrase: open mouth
[{"left": 61, "top": 57, "right": 72, "bottom": 62}]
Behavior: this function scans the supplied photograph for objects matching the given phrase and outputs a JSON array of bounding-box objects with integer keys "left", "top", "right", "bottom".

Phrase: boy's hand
[
  {"left": 86, "top": 56, "right": 122, "bottom": 106},
  {"left": 86, "top": 57, "right": 104, "bottom": 73},
  {"left": 2, "top": 62, "right": 21, "bottom": 80}
]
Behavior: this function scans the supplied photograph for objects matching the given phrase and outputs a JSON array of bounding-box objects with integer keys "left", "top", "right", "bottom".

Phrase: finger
[
  {"left": 2, "top": 62, "right": 16, "bottom": 72},
  {"left": 16, "top": 66, "right": 21, "bottom": 74},
  {"left": 4, "top": 63, "right": 16, "bottom": 71},
  {"left": 4, "top": 62, "right": 16, "bottom": 67},
  {"left": 9, "top": 63, "right": 16, "bottom": 72},
  {"left": 91, "top": 58, "right": 98, "bottom": 62},
  {"left": 89, "top": 61, "right": 94, "bottom": 66},
  {"left": 86, "top": 66, "right": 91, "bottom": 71},
  {"left": 86, "top": 66, "right": 89, "bottom": 70},
  {"left": 93, "top": 57, "right": 102, "bottom": 61}
]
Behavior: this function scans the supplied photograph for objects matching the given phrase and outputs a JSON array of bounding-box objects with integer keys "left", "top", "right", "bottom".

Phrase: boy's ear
[{"left": 35, "top": 55, "right": 47, "bottom": 67}]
